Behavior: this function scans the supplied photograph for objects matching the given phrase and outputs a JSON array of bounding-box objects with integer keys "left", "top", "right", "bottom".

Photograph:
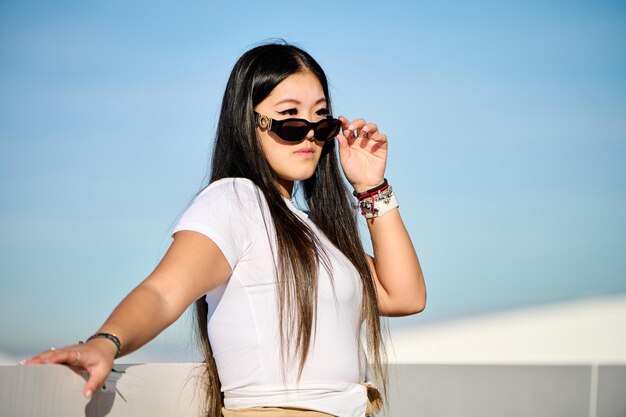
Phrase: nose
[{"left": 305, "top": 128, "right": 315, "bottom": 141}]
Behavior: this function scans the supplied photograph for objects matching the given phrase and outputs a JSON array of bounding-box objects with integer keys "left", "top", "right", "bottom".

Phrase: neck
[{"left": 277, "top": 178, "right": 293, "bottom": 199}]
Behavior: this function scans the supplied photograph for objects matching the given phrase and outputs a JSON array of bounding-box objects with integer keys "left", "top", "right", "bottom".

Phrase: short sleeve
[{"left": 172, "top": 178, "right": 261, "bottom": 269}]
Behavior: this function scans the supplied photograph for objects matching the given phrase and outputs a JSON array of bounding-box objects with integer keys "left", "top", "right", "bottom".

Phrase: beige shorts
[
  {"left": 222, "top": 407, "right": 333, "bottom": 416},
  {"left": 222, "top": 383, "right": 383, "bottom": 417}
]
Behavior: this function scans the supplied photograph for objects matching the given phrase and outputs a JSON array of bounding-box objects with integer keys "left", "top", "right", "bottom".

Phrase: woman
[{"left": 24, "top": 42, "right": 426, "bottom": 417}]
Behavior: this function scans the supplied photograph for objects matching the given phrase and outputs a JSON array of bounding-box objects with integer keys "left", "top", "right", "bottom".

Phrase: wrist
[
  {"left": 85, "top": 337, "right": 119, "bottom": 360},
  {"left": 86, "top": 332, "right": 122, "bottom": 358},
  {"left": 352, "top": 178, "right": 387, "bottom": 197},
  {"left": 353, "top": 179, "right": 399, "bottom": 219}
]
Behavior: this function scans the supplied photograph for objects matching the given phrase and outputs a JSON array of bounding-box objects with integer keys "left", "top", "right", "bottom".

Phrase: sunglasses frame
[{"left": 254, "top": 112, "right": 341, "bottom": 142}]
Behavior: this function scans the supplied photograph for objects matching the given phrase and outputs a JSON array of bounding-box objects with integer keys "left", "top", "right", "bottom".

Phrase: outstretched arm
[
  {"left": 23, "top": 230, "right": 231, "bottom": 398},
  {"left": 337, "top": 116, "right": 426, "bottom": 316}
]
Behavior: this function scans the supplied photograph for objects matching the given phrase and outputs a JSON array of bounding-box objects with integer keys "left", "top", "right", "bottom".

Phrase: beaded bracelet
[
  {"left": 353, "top": 179, "right": 399, "bottom": 219},
  {"left": 86, "top": 333, "right": 122, "bottom": 358},
  {"left": 352, "top": 179, "right": 389, "bottom": 198}
]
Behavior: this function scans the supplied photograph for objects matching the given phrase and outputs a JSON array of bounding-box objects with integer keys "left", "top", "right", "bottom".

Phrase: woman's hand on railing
[{"left": 21, "top": 337, "right": 117, "bottom": 399}]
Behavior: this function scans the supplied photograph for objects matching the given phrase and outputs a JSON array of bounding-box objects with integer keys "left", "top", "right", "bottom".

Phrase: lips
[{"left": 294, "top": 148, "right": 314, "bottom": 155}]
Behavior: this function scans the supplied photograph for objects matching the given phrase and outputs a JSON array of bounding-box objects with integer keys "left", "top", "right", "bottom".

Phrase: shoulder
[
  {"left": 174, "top": 178, "right": 264, "bottom": 267},
  {"left": 201, "top": 177, "right": 259, "bottom": 195},
  {"left": 194, "top": 177, "right": 263, "bottom": 204},
  {"left": 189, "top": 177, "right": 268, "bottom": 223}
]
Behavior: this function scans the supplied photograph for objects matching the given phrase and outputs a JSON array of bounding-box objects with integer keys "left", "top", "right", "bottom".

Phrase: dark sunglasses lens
[
  {"left": 315, "top": 119, "right": 341, "bottom": 141},
  {"left": 279, "top": 120, "right": 311, "bottom": 142}
]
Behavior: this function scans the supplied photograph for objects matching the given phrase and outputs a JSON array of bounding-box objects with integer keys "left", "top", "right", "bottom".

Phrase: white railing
[{"left": 1, "top": 363, "right": 625, "bottom": 417}]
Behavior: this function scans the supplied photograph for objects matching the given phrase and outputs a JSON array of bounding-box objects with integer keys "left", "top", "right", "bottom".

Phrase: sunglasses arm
[{"left": 256, "top": 113, "right": 274, "bottom": 131}]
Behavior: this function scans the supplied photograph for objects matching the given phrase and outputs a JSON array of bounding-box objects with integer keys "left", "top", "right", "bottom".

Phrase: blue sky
[{"left": 1, "top": 1, "right": 625, "bottom": 360}]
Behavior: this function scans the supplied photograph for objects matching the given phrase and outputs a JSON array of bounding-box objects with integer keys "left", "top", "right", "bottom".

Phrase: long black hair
[{"left": 194, "top": 42, "right": 386, "bottom": 416}]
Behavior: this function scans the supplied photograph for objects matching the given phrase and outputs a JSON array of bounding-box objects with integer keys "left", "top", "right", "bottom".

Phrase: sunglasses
[{"left": 255, "top": 112, "right": 342, "bottom": 142}]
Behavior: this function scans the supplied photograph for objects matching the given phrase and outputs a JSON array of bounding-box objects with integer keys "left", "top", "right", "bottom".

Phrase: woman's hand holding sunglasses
[{"left": 336, "top": 116, "right": 388, "bottom": 194}]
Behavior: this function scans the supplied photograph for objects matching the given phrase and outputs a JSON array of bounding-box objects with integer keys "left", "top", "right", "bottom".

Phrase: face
[{"left": 255, "top": 71, "right": 329, "bottom": 198}]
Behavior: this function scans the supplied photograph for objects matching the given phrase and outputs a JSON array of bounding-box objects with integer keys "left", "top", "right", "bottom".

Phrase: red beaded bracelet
[{"left": 352, "top": 179, "right": 388, "bottom": 199}]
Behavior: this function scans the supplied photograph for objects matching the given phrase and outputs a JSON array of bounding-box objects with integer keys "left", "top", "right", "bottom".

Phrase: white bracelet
[{"left": 357, "top": 185, "right": 399, "bottom": 219}]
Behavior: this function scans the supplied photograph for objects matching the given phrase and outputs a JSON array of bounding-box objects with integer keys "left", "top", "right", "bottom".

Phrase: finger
[
  {"left": 43, "top": 349, "right": 77, "bottom": 365},
  {"left": 357, "top": 130, "right": 369, "bottom": 139},
  {"left": 336, "top": 132, "right": 349, "bottom": 149},
  {"left": 74, "top": 349, "right": 83, "bottom": 365},
  {"left": 83, "top": 365, "right": 111, "bottom": 399},
  {"left": 338, "top": 116, "right": 355, "bottom": 139},
  {"left": 25, "top": 345, "right": 84, "bottom": 366},
  {"left": 361, "top": 123, "right": 379, "bottom": 136},
  {"left": 349, "top": 119, "right": 368, "bottom": 141},
  {"left": 371, "top": 133, "right": 388, "bottom": 143},
  {"left": 24, "top": 348, "right": 60, "bottom": 365},
  {"left": 67, "top": 349, "right": 82, "bottom": 366},
  {"left": 347, "top": 118, "right": 366, "bottom": 132}
]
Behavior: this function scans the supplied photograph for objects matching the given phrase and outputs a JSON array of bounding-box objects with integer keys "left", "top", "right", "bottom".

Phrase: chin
[{"left": 283, "top": 168, "right": 318, "bottom": 182}]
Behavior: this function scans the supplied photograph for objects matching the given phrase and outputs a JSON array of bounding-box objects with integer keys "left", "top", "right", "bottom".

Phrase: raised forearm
[{"left": 367, "top": 208, "right": 426, "bottom": 315}]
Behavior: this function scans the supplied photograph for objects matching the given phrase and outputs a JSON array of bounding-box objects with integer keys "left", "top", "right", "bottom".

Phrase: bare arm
[
  {"left": 335, "top": 116, "right": 426, "bottom": 317},
  {"left": 94, "top": 230, "right": 231, "bottom": 355},
  {"left": 365, "top": 209, "right": 426, "bottom": 316},
  {"left": 24, "top": 230, "right": 231, "bottom": 397}
]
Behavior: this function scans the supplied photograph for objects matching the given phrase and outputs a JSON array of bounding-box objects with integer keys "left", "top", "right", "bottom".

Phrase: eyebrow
[{"left": 274, "top": 97, "right": 327, "bottom": 106}]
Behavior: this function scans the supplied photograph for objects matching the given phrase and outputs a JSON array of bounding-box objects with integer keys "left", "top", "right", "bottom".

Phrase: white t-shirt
[{"left": 173, "top": 178, "right": 368, "bottom": 417}]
